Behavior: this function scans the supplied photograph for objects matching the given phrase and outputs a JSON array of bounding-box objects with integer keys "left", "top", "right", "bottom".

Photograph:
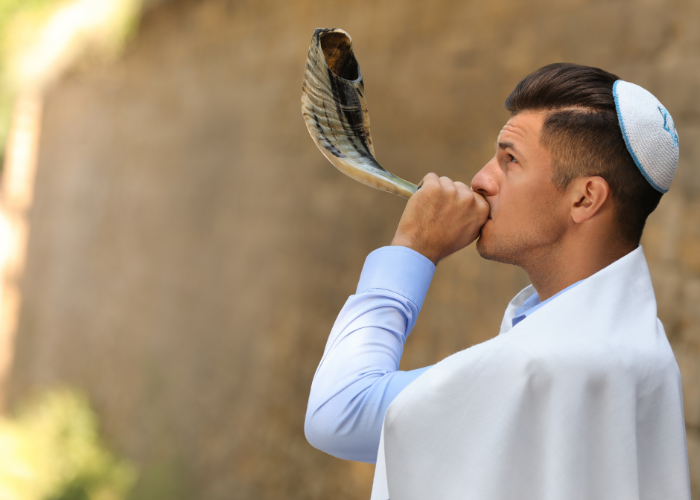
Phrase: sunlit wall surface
[{"left": 1, "top": 0, "right": 699, "bottom": 499}]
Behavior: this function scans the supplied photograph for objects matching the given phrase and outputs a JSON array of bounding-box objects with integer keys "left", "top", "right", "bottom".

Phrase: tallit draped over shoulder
[{"left": 372, "top": 247, "right": 690, "bottom": 500}]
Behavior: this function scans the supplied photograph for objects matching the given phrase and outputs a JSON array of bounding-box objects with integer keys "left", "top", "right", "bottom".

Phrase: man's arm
[
  {"left": 305, "top": 174, "right": 489, "bottom": 463},
  {"left": 305, "top": 246, "right": 435, "bottom": 463}
]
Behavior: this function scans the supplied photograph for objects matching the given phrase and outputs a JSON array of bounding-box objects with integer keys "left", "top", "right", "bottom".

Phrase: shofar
[{"left": 301, "top": 28, "right": 418, "bottom": 199}]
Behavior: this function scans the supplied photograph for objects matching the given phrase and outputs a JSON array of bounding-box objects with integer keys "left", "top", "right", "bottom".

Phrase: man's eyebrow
[{"left": 497, "top": 141, "right": 522, "bottom": 156}]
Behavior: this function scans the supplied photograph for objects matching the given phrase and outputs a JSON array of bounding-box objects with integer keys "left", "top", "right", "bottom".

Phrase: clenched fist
[{"left": 391, "top": 173, "right": 490, "bottom": 265}]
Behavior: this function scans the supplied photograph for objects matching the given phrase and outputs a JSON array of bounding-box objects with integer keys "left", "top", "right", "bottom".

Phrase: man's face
[{"left": 471, "top": 111, "right": 570, "bottom": 266}]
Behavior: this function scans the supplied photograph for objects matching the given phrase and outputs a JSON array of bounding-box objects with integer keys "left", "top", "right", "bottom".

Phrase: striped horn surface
[{"left": 301, "top": 28, "right": 418, "bottom": 199}]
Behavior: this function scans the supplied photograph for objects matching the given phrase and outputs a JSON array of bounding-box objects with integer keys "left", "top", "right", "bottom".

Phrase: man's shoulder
[{"left": 489, "top": 323, "right": 679, "bottom": 386}]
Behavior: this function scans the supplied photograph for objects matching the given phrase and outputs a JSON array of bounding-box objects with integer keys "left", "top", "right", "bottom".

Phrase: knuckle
[
  {"left": 422, "top": 182, "right": 440, "bottom": 194},
  {"left": 439, "top": 177, "right": 456, "bottom": 192},
  {"left": 420, "top": 174, "right": 439, "bottom": 190},
  {"left": 424, "top": 176, "right": 439, "bottom": 187},
  {"left": 459, "top": 188, "right": 474, "bottom": 201}
]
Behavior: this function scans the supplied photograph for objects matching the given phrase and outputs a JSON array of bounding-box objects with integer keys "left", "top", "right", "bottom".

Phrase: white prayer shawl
[{"left": 371, "top": 247, "right": 690, "bottom": 500}]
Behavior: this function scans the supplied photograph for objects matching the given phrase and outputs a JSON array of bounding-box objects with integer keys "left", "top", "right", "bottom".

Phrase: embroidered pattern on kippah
[{"left": 658, "top": 106, "right": 679, "bottom": 147}]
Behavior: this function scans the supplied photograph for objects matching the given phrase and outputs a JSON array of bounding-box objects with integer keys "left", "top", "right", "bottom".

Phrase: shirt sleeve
[{"left": 304, "top": 246, "right": 435, "bottom": 463}]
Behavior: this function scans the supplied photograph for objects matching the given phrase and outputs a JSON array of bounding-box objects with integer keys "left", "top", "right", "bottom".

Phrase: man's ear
[{"left": 569, "top": 176, "right": 611, "bottom": 224}]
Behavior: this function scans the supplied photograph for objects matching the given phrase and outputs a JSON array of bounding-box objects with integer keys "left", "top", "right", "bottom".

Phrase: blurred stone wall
[{"left": 4, "top": 0, "right": 700, "bottom": 498}]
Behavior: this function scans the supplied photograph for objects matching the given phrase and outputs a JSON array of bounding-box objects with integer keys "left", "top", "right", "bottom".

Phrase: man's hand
[{"left": 391, "top": 173, "right": 490, "bottom": 265}]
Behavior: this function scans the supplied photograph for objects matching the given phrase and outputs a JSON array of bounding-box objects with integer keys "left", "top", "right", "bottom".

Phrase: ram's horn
[{"left": 301, "top": 28, "right": 418, "bottom": 199}]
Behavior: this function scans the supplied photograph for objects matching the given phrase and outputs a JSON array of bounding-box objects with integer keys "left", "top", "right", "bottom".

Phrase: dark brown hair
[{"left": 505, "top": 63, "right": 662, "bottom": 245}]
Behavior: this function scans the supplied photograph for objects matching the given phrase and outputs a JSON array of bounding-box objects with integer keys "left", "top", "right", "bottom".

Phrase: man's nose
[{"left": 471, "top": 159, "right": 498, "bottom": 197}]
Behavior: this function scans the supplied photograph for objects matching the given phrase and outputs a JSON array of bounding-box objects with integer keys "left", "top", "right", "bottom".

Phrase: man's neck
[{"left": 524, "top": 235, "right": 637, "bottom": 302}]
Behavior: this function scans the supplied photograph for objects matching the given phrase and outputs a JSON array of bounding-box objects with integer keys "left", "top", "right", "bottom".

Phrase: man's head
[{"left": 472, "top": 63, "right": 663, "bottom": 268}]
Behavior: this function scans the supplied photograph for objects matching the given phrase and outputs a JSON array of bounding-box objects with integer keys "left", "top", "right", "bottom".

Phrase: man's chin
[
  {"left": 475, "top": 236, "right": 496, "bottom": 261},
  {"left": 476, "top": 233, "right": 522, "bottom": 266}
]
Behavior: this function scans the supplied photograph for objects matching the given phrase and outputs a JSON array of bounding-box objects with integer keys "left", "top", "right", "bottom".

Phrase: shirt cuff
[{"left": 356, "top": 246, "right": 436, "bottom": 309}]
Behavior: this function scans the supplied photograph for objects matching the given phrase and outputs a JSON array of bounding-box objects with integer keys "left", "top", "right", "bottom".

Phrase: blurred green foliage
[{"left": 0, "top": 388, "right": 137, "bottom": 500}]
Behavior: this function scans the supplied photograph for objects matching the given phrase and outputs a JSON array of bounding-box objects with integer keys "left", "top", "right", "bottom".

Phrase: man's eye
[{"left": 508, "top": 154, "right": 518, "bottom": 163}]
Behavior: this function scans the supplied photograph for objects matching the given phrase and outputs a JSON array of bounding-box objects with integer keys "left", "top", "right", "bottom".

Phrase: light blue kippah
[{"left": 613, "top": 80, "right": 678, "bottom": 193}]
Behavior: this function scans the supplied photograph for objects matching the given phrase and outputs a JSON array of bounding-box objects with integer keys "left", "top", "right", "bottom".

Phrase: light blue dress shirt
[
  {"left": 305, "top": 246, "right": 583, "bottom": 464},
  {"left": 511, "top": 280, "right": 583, "bottom": 327}
]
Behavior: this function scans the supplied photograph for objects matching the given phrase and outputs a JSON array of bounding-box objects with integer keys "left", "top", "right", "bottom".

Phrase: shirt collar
[{"left": 511, "top": 280, "right": 584, "bottom": 327}]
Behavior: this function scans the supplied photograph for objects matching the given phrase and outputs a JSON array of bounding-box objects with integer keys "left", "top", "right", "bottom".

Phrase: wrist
[{"left": 390, "top": 236, "right": 440, "bottom": 266}]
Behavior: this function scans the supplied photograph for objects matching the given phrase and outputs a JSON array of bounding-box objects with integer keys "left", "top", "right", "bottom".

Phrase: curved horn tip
[
  {"left": 314, "top": 27, "right": 352, "bottom": 40},
  {"left": 313, "top": 28, "right": 338, "bottom": 37}
]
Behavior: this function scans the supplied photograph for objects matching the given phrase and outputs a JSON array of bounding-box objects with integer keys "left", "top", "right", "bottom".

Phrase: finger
[
  {"left": 420, "top": 173, "right": 439, "bottom": 186},
  {"left": 417, "top": 173, "right": 439, "bottom": 192},
  {"left": 439, "top": 176, "right": 456, "bottom": 193},
  {"left": 472, "top": 191, "right": 491, "bottom": 218},
  {"left": 454, "top": 181, "right": 471, "bottom": 196}
]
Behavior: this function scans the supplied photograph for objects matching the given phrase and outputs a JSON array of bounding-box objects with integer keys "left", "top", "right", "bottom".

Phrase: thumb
[{"left": 472, "top": 191, "right": 490, "bottom": 220}]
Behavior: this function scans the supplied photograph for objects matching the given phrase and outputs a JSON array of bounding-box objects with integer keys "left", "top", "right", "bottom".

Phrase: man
[{"left": 305, "top": 63, "right": 691, "bottom": 499}]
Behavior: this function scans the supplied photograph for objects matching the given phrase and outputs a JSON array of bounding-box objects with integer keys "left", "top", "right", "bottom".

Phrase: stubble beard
[
  {"left": 476, "top": 205, "right": 565, "bottom": 271},
  {"left": 476, "top": 230, "right": 531, "bottom": 268}
]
